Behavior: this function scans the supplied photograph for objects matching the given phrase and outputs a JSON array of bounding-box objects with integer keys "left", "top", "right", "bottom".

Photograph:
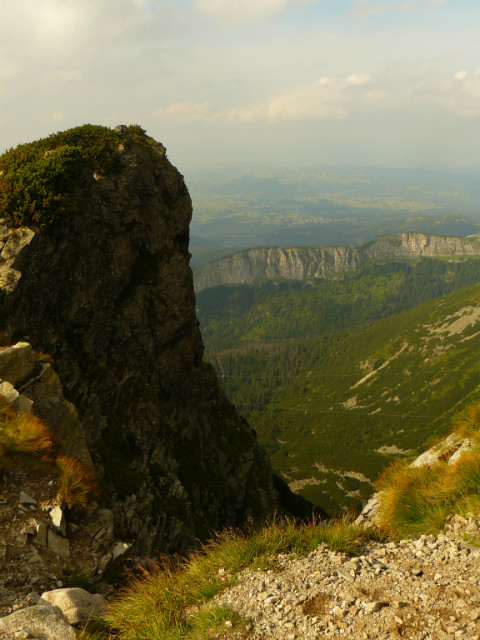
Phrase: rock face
[
  {"left": 194, "top": 232, "right": 480, "bottom": 292},
  {"left": 2, "top": 126, "right": 277, "bottom": 554}
]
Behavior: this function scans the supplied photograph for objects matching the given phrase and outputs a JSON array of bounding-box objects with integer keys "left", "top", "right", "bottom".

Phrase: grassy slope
[{"left": 208, "top": 280, "right": 480, "bottom": 515}]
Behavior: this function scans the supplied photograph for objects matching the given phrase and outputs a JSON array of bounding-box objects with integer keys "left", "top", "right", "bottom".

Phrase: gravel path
[{"left": 212, "top": 517, "right": 480, "bottom": 639}]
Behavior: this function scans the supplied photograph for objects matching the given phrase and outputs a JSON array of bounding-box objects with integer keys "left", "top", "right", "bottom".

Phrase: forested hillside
[
  {"left": 197, "top": 257, "right": 480, "bottom": 350},
  {"left": 199, "top": 260, "right": 480, "bottom": 515}
]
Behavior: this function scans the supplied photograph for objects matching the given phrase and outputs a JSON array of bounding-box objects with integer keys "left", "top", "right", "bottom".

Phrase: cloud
[
  {"left": 152, "top": 63, "right": 480, "bottom": 126},
  {"left": 351, "top": 0, "right": 448, "bottom": 18},
  {"left": 345, "top": 73, "right": 371, "bottom": 85},
  {"left": 350, "top": 1, "right": 389, "bottom": 18},
  {"left": 52, "top": 112, "right": 66, "bottom": 122},
  {"left": 192, "top": 0, "right": 316, "bottom": 22},
  {"left": 153, "top": 102, "right": 211, "bottom": 123}
]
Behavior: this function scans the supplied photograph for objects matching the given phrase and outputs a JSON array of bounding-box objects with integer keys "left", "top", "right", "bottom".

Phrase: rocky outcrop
[
  {"left": 0, "top": 126, "right": 279, "bottom": 555},
  {"left": 194, "top": 246, "right": 363, "bottom": 291},
  {"left": 0, "top": 342, "right": 91, "bottom": 465},
  {"left": 194, "top": 232, "right": 480, "bottom": 292}
]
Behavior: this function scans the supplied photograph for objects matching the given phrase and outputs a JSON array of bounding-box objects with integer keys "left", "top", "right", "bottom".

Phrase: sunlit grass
[{"left": 103, "top": 515, "right": 380, "bottom": 640}]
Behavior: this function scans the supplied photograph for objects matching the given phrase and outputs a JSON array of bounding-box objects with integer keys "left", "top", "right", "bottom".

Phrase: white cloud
[
  {"left": 352, "top": 0, "right": 448, "bottom": 18},
  {"left": 152, "top": 63, "right": 480, "bottom": 126},
  {"left": 350, "top": 1, "right": 388, "bottom": 18},
  {"left": 192, "top": 0, "right": 316, "bottom": 22},
  {"left": 153, "top": 102, "right": 211, "bottom": 123},
  {"left": 454, "top": 69, "right": 468, "bottom": 80},
  {"left": 345, "top": 73, "right": 371, "bottom": 85}
]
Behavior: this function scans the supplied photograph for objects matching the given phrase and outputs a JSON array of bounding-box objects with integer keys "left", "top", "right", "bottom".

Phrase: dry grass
[
  {"left": 376, "top": 442, "right": 480, "bottom": 538},
  {"left": 56, "top": 454, "right": 99, "bottom": 510},
  {"left": 0, "top": 398, "right": 98, "bottom": 511},
  {"left": 453, "top": 400, "right": 480, "bottom": 438}
]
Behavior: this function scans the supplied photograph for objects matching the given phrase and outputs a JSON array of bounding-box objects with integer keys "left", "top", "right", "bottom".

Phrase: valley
[{"left": 197, "top": 256, "right": 480, "bottom": 516}]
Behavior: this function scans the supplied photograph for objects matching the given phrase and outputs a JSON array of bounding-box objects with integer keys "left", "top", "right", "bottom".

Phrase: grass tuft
[
  {"left": 376, "top": 446, "right": 480, "bottom": 538},
  {"left": 0, "top": 395, "right": 98, "bottom": 511},
  {"left": 56, "top": 454, "right": 99, "bottom": 510}
]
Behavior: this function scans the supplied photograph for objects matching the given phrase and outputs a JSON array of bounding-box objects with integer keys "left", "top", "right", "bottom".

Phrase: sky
[{"left": 1, "top": 0, "right": 480, "bottom": 169}]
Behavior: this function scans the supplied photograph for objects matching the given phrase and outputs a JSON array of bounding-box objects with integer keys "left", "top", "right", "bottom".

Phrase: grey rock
[
  {"left": 19, "top": 491, "right": 37, "bottom": 506},
  {"left": 20, "top": 362, "right": 92, "bottom": 466},
  {"left": 0, "top": 342, "right": 36, "bottom": 387},
  {"left": 337, "top": 567, "right": 355, "bottom": 582},
  {"left": 111, "top": 541, "right": 132, "bottom": 561},
  {"left": 35, "top": 521, "right": 48, "bottom": 547},
  {"left": 40, "top": 587, "right": 106, "bottom": 625},
  {"left": 0, "top": 604, "right": 75, "bottom": 640},
  {"left": 47, "top": 530, "right": 70, "bottom": 558},
  {"left": 5, "top": 130, "right": 280, "bottom": 555}
]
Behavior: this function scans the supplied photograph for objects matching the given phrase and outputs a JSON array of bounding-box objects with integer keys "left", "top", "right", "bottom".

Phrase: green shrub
[{"left": 0, "top": 125, "right": 122, "bottom": 228}]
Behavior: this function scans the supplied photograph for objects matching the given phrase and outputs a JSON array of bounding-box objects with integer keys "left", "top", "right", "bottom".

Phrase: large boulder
[
  {"left": 40, "top": 588, "right": 106, "bottom": 625},
  {"left": 0, "top": 605, "right": 76, "bottom": 640}
]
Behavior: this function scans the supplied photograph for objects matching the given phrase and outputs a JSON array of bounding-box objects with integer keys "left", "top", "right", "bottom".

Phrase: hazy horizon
[{"left": 2, "top": 1, "right": 480, "bottom": 171}]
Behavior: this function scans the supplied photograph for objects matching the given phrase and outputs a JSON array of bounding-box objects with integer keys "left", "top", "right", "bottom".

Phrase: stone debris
[
  {"left": 19, "top": 491, "right": 37, "bottom": 506},
  {"left": 211, "top": 522, "right": 480, "bottom": 640}
]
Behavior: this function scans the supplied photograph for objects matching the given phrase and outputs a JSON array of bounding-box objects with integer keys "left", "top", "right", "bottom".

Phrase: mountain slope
[
  {"left": 210, "top": 281, "right": 480, "bottom": 514},
  {"left": 196, "top": 258, "right": 480, "bottom": 350}
]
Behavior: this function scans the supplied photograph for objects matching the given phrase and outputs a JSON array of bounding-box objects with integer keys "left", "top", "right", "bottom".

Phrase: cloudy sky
[{"left": 1, "top": 0, "right": 479, "bottom": 169}]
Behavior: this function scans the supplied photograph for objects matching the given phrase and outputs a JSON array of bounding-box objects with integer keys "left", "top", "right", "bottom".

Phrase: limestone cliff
[
  {"left": 0, "top": 125, "right": 280, "bottom": 554},
  {"left": 194, "top": 232, "right": 480, "bottom": 292}
]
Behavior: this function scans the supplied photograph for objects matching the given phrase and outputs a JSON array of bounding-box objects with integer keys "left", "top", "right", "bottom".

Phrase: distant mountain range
[{"left": 194, "top": 232, "right": 480, "bottom": 292}]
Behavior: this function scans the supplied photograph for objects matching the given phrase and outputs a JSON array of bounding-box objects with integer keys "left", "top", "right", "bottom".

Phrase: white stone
[
  {"left": 111, "top": 540, "right": 132, "bottom": 561},
  {"left": 50, "top": 505, "right": 67, "bottom": 536}
]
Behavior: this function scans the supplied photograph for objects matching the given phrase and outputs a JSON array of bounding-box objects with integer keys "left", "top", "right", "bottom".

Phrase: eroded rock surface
[
  {"left": 194, "top": 232, "right": 480, "bottom": 292},
  {"left": 1, "top": 126, "right": 278, "bottom": 554}
]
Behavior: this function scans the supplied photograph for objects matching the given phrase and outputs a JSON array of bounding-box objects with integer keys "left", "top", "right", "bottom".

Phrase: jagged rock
[
  {"left": 20, "top": 362, "right": 92, "bottom": 466},
  {"left": 50, "top": 506, "right": 67, "bottom": 536},
  {"left": 111, "top": 540, "right": 132, "bottom": 561},
  {"left": 0, "top": 604, "right": 75, "bottom": 640},
  {"left": 47, "top": 531, "right": 70, "bottom": 558},
  {"left": 0, "top": 342, "right": 36, "bottom": 387},
  {"left": 40, "top": 587, "right": 106, "bottom": 625},
  {"left": 19, "top": 491, "right": 37, "bottom": 506},
  {"left": 0, "top": 226, "right": 35, "bottom": 292},
  {"left": 3, "top": 125, "right": 279, "bottom": 554},
  {"left": 34, "top": 521, "right": 47, "bottom": 547},
  {"left": 363, "top": 601, "right": 387, "bottom": 613},
  {"left": 0, "top": 380, "right": 33, "bottom": 412}
]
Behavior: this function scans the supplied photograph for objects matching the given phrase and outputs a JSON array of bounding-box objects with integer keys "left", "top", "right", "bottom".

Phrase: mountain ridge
[{"left": 194, "top": 232, "right": 480, "bottom": 292}]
